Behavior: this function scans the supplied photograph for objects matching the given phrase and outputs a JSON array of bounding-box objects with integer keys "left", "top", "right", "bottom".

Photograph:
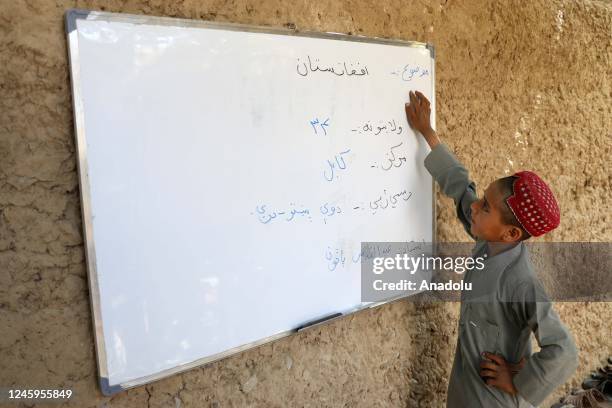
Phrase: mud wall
[{"left": 1, "top": 0, "right": 610, "bottom": 407}]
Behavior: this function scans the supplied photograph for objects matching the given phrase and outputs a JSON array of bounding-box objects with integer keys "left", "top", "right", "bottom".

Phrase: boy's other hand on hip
[{"left": 479, "top": 352, "right": 526, "bottom": 396}]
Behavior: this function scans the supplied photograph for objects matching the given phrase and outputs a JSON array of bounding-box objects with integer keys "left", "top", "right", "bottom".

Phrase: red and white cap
[{"left": 506, "top": 171, "right": 560, "bottom": 237}]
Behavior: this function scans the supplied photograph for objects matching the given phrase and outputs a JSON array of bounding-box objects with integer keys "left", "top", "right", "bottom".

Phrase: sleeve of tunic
[
  {"left": 423, "top": 143, "right": 478, "bottom": 240},
  {"left": 510, "top": 279, "right": 579, "bottom": 407}
]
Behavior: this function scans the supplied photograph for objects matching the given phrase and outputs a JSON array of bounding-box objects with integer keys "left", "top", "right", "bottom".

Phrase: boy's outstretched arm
[{"left": 405, "top": 90, "right": 478, "bottom": 240}]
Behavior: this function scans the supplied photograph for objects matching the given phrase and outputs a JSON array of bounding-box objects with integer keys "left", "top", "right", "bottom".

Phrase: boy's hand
[
  {"left": 479, "top": 352, "right": 526, "bottom": 396},
  {"left": 405, "top": 90, "right": 439, "bottom": 148}
]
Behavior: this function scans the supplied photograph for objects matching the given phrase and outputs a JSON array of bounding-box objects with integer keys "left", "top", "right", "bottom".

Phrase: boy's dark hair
[{"left": 496, "top": 176, "right": 532, "bottom": 241}]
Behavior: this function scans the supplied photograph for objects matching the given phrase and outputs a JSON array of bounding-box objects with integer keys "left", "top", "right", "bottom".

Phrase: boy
[{"left": 405, "top": 90, "right": 579, "bottom": 407}]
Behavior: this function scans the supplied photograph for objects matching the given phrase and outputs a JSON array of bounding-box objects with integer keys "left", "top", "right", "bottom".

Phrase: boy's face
[{"left": 469, "top": 180, "right": 523, "bottom": 242}]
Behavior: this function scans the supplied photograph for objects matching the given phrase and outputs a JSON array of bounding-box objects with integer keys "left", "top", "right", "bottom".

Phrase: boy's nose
[{"left": 470, "top": 201, "right": 478, "bottom": 214}]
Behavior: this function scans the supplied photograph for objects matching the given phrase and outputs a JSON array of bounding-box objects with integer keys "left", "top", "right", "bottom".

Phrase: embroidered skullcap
[{"left": 505, "top": 171, "right": 560, "bottom": 237}]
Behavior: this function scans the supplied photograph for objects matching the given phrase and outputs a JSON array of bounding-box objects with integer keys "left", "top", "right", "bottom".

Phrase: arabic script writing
[{"left": 297, "top": 56, "right": 370, "bottom": 77}]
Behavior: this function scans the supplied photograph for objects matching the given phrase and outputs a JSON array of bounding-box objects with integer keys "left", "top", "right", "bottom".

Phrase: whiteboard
[{"left": 65, "top": 9, "right": 436, "bottom": 395}]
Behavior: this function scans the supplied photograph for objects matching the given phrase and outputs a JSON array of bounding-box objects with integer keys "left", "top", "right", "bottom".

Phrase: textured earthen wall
[{"left": 1, "top": 1, "right": 610, "bottom": 407}]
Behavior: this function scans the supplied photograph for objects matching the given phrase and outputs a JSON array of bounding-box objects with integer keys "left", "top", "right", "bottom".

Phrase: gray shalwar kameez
[{"left": 423, "top": 143, "right": 578, "bottom": 408}]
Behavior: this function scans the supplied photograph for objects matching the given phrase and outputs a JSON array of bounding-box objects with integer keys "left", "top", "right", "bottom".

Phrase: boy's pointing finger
[
  {"left": 409, "top": 90, "right": 417, "bottom": 104},
  {"left": 415, "top": 91, "right": 430, "bottom": 106}
]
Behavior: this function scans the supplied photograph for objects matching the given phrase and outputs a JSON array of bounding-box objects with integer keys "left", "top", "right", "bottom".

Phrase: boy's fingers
[
  {"left": 411, "top": 92, "right": 430, "bottom": 113},
  {"left": 480, "top": 369, "right": 497, "bottom": 378},
  {"left": 485, "top": 378, "right": 499, "bottom": 387},
  {"left": 404, "top": 106, "right": 413, "bottom": 126},
  {"left": 415, "top": 91, "right": 429, "bottom": 105},
  {"left": 482, "top": 352, "right": 504, "bottom": 365},
  {"left": 479, "top": 361, "right": 499, "bottom": 371},
  {"left": 405, "top": 103, "right": 415, "bottom": 118}
]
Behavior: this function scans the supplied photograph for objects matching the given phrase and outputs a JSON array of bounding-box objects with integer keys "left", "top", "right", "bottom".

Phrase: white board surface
[{"left": 65, "top": 9, "right": 435, "bottom": 394}]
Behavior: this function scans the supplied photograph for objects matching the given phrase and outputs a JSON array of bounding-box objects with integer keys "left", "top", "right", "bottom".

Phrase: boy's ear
[{"left": 503, "top": 225, "right": 524, "bottom": 242}]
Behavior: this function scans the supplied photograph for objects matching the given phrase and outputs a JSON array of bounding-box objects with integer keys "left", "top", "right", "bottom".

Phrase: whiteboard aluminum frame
[{"left": 64, "top": 8, "right": 437, "bottom": 396}]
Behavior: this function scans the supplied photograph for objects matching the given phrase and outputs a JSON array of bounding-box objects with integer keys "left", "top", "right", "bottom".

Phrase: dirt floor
[{"left": 1, "top": 0, "right": 610, "bottom": 407}]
